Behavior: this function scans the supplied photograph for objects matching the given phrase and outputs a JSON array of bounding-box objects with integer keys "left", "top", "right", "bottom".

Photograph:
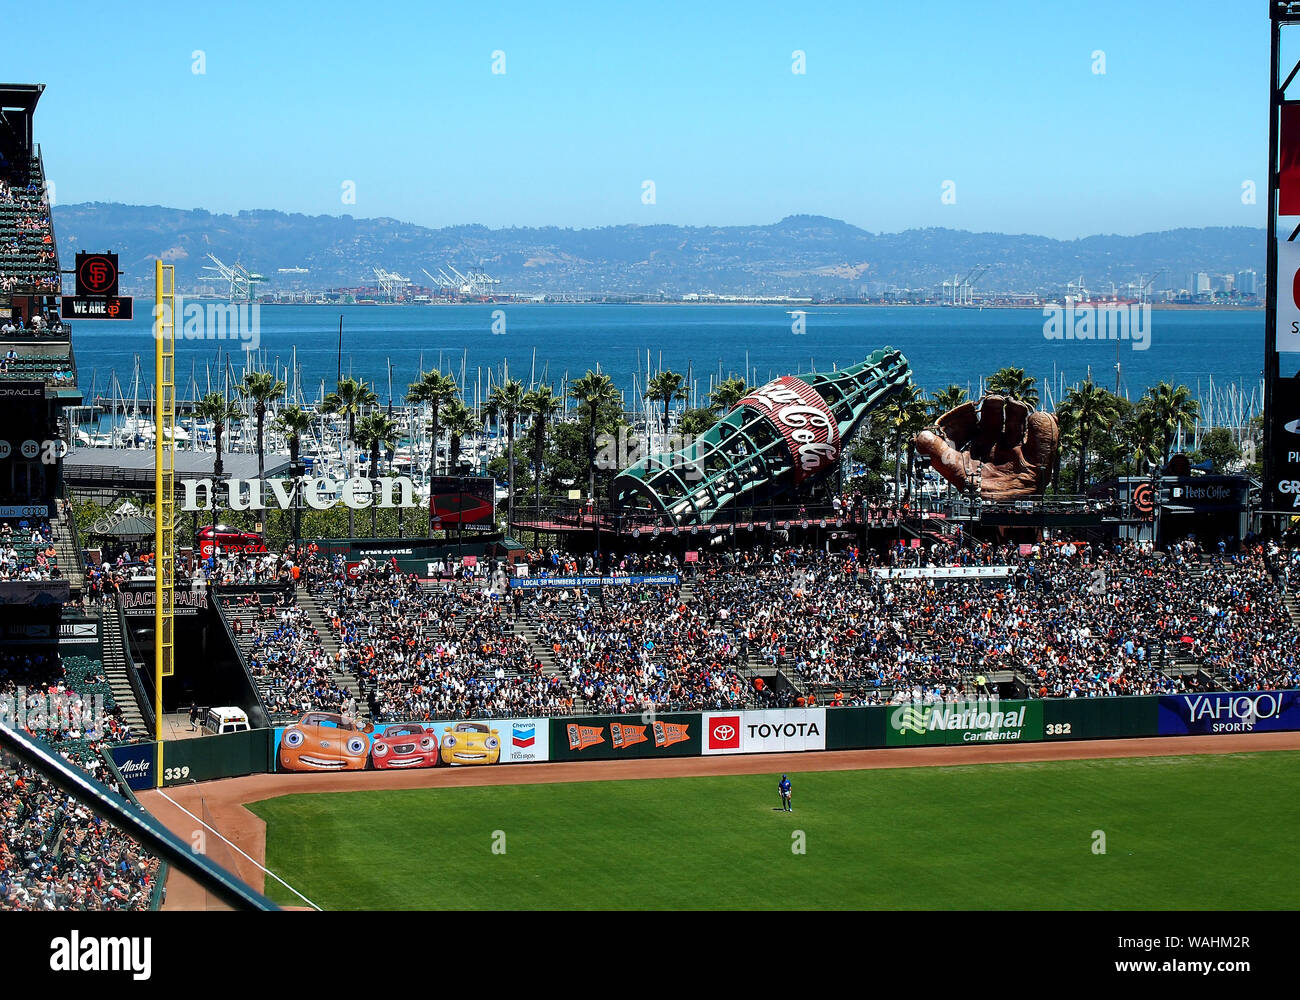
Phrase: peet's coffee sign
[{"left": 181, "top": 476, "right": 421, "bottom": 513}]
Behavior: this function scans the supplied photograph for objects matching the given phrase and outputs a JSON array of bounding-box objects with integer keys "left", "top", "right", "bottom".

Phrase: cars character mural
[
  {"left": 278, "top": 713, "right": 375, "bottom": 771},
  {"left": 371, "top": 724, "right": 439, "bottom": 769},
  {"left": 440, "top": 722, "right": 501, "bottom": 765},
  {"left": 276, "top": 716, "right": 541, "bottom": 771}
]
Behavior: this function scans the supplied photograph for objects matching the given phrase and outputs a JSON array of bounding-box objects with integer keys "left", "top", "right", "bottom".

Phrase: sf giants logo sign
[
  {"left": 740, "top": 376, "right": 841, "bottom": 480},
  {"left": 75, "top": 252, "right": 119, "bottom": 297}
]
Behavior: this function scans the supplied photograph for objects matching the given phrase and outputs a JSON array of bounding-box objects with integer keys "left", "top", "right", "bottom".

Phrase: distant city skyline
[{"left": 7, "top": 0, "right": 1271, "bottom": 240}]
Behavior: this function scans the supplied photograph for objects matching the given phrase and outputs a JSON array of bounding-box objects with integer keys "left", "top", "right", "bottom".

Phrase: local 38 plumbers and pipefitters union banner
[
  {"left": 701, "top": 708, "right": 826, "bottom": 754},
  {"left": 1157, "top": 691, "right": 1300, "bottom": 735}
]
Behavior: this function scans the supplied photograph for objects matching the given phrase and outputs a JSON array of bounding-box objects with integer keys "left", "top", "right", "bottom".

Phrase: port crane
[
  {"left": 373, "top": 268, "right": 412, "bottom": 301},
  {"left": 198, "top": 254, "right": 264, "bottom": 300},
  {"left": 423, "top": 264, "right": 500, "bottom": 298},
  {"left": 1126, "top": 269, "right": 1166, "bottom": 305},
  {"left": 943, "top": 265, "right": 990, "bottom": 305}
]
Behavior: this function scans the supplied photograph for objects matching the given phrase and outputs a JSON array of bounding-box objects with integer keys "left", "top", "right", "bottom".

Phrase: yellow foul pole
[{"left": 154, "top": 260, "right": 176, "bottom": 787}]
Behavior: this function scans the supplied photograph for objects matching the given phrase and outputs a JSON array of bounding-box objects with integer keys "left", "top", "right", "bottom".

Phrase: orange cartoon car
[{"left": 279, "top": 712, "right": 375, "bottom": 771}]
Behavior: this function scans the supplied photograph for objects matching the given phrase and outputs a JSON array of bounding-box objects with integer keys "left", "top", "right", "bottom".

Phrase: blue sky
[{"left": 4, "top": 0, "right": 1271, "bottom": 238}]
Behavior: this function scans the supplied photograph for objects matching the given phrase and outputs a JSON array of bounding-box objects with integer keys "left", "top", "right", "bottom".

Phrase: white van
[{"left": 203, "top": 706, "right": 250, "bottom": 735}]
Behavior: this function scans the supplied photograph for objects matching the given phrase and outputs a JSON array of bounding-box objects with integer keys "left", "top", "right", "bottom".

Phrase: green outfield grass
[{"left": 248, "top": 751, "right": 1300, "bottom": 910}]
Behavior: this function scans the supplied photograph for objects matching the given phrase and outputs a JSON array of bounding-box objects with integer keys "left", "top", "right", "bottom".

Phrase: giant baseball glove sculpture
[{"left": 913, "top": 394, "right": 1059, "bottom": 500}]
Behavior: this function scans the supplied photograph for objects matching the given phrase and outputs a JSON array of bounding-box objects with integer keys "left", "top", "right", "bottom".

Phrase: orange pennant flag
[
  {"left": 566, "top": 724, "right": 605, "bottom": 752},
  {"left": 652, "top": 720, "right": 690, "bottom": 749},
  {"left": 610, "top": 723, "right": 647, "bottom": 749}
]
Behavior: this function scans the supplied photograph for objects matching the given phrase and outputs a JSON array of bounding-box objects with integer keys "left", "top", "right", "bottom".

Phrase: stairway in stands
[
  {"left": 100, "top": 604, "right": 146, "bottom": 734},
  {"left": 49, "top": 503, "right": 84, "bottom": 599},
  {"left": 1160, "top": 556, "right": 1226, "bottom": 689},
  {"left": 297, "top": 590, "right": 369, "bottom": 721},
  {"left": 511, "top": 595, "right": 574, "bottom": 679},
  {"left": 1283, "top": 589, "right": 1300, "bottom": 629}
]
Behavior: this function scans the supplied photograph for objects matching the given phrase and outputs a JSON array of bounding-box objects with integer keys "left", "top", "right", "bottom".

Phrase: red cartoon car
[{"left": 370, "top": 724, "right": 439, "bottom": 769}]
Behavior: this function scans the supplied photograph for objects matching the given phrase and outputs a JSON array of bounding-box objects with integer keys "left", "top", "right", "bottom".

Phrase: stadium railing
[{"left": 0, "top": 719, "right": 277, "bottom": 910}]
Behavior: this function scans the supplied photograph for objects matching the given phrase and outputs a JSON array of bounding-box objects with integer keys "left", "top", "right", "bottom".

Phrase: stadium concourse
[{"left": 209, "top": 533, "right": 1300, "bottom": 727}]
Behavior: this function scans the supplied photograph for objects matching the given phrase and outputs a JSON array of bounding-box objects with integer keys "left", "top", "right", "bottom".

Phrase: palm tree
[
  {"left": 486, "top": 378, "right": 526, "bottom": 529},
  {"left": 194, "top": 392, "right": 243, "bottom": 479},
  {"left": 273, "top": 404, "right": 314, "bottom": 542},
  {"left": 1120, "top": 406, "right": 1162, "bottom": 475},
  {"left": 272, "top": 405, "right": 313, "bottom": 470},
  {"left": 521, "top": 384, "right": 563, "bottom": 541},
  {"left": 238, "top": 370, "right": 287, "bottom": 478},
  {"left": 441, "top": 398, "right": 478, "bottom": 477},
  {"left": 646, "top": 370, "right": 686, "bottom": 438},
  {"left": 1061, "top": 379, "right": 1122, "bottom": 493},
  {"left": 986, "top": 366, "right": 1039, "bottom": 408},
  {"left": 930, "top": 384, "right": 968, "bottom": 416},
  {"left": 876, "top": 383, "right": 928, "bottom": 501},
  {"left": 708, "top": 377, "right": 748, "bottom": 413},
  {"left": 406, "top": 368, "right": 459, "bottom": 482},
  {"left": 1139, "top": 381, "right": 1200, "bottom": 467},
  {"left": 323, "top": 377, "right": 377, "bottom": 537},
  {"left": 569, "top": 370, "right": 619, "bottom": 499},
  {"left": 354, "top": 411, "right": 399, "bottom": 536}
]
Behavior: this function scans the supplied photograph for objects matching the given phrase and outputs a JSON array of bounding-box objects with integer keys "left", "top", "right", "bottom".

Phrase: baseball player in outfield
[{"left": 778, "top": 774, "right": 793, "bottom": 812}]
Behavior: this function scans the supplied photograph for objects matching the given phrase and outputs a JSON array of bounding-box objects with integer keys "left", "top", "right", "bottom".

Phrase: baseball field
[{"left": 238, "top": 748, "right": 1300, "bottom": 910}]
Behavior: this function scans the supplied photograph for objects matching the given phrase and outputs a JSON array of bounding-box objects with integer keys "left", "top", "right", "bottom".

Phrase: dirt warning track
[{"left": 138, "top": 731, "right": 1300, "bottom": 910}]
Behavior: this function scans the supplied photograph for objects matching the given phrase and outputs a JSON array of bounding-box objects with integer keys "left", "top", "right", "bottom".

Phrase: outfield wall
[{"left": 113, "top": 690, "right": 1298, "bottom": 787}]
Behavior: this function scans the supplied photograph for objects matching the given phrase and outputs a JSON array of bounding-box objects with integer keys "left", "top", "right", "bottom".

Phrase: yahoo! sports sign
[{"left": 1157, "top": 691, "right": 1300, "bottom": 735}]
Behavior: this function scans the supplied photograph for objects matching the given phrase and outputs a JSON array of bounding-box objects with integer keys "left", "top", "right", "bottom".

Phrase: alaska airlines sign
[{"left": 181, "top": 476, "right": 420, "bottom": 512}]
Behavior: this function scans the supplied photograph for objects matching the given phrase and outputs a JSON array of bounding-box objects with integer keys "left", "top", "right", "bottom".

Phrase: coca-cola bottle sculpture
[{"left": 612, "top": 347, "right": 911, "bottom": 525}]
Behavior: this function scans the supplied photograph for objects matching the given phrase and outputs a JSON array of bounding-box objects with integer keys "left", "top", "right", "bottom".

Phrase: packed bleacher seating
[
  {"left": 184, "top": 531, "right": 1300, "bottom": 728},
  {"left": 0, "top": 518, "right": 59, "bottom": 581},
  {"left": 306, "top": 557, "right": 573, "bottom": 721},
  {"left": 0, "top": 646, "right": 158, "bottom": 911},
  {"left": 530, "top": 583, "right": 753, "bottom": 714},
  {"left": 218, "top": 591, "right": 354, "bottom": 721},
  {"left": 0, "top": 165, "right": 59, "bottom": 295}
]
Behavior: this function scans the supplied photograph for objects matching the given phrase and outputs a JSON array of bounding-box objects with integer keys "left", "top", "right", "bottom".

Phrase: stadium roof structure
[
  {"left": 63, "top": 448, "right": 291, "bottom": 489},
  {"left": 86, "top": 512, "right": 156, "bottom": 541},
  {"left": 0, "top": 84, "right": 45, "bottom": 112},
  {"left": 0, "top": 84, "right": 44, "bottom": 154}
]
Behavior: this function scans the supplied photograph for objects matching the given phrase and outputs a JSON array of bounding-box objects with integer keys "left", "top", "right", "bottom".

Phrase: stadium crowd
[
  {"left": 0, "top": 647, "right": 158, "bottom": 912},
  {"left": 305, "top": 556, "right": 572, "bottom": 721},
  {"left": 0, "top": 519, "right": 59, "bottom": 581},
  {"left": 222, "top": 592, "right": 354, "bottom": 719},
  {"left": 208, "top": 533, "right": 1300, "bottom": 721}
]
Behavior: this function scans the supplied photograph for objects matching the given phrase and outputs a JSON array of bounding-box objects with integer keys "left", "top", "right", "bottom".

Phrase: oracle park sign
[{"left": 180, "top": 476, "right": 421, "bottom": 513}]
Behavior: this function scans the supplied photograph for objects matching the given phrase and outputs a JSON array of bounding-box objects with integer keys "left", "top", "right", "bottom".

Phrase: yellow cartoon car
[
  {"left": 279, "top": 712, "right": 374, "bottom": 771},
  {"left": 440, "top": 721, "right": 501, "bottom": 765}
]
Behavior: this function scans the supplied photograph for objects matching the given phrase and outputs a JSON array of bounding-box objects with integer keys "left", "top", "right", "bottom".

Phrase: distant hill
[{"left": 51, "top": 204, "right": 1265, "bottom": 298}]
